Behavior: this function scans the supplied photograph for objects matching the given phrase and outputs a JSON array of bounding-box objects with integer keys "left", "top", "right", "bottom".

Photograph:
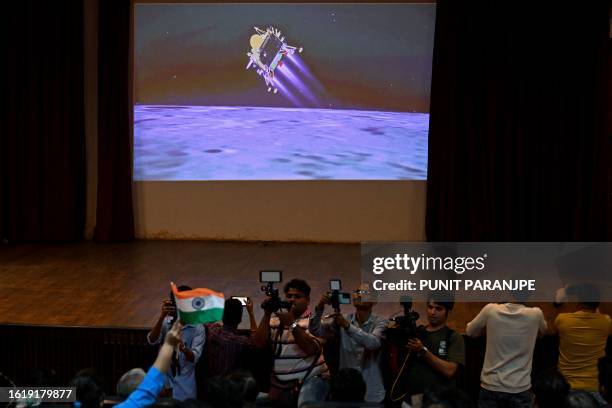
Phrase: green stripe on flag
[{"left": 178, "top": 307, "right": 223, "bottom": 325}]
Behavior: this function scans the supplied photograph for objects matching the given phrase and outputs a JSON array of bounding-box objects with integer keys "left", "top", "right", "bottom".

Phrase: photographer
[
  {"left": 254, "top": 278, "right": 329, "bottom": 407},
  {"left": 391, "top": 291, "right": 464, "bottom": 407},
  {"left": 309, "top": 283, "right": 388, "bottom": 403}
]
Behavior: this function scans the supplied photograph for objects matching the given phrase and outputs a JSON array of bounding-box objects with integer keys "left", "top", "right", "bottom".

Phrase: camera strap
[
  {"left": 272, "top": 346, "right": 322, "bottom": 389},
  {"left": 272, "top": 316, "right": 323, "bottom": 386},
  {"left": 273, "top": 325, "right": 284, "bottom": 357}
]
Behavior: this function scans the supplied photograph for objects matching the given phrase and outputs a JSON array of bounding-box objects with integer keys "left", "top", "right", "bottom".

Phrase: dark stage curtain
[
  {"left": 1, "top": 1, "right": 86, "bottom": 242},
  {"left": 94, "top": 0, "right": 135, "bottom": 242},
  {"left": 426, "top": 1, "right": 611, "bottom": 241}
]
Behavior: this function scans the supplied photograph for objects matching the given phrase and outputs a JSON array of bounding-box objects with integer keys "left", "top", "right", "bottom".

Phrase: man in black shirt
[{"left": 392, "top": 292, "right": 465, "bottom": 407}]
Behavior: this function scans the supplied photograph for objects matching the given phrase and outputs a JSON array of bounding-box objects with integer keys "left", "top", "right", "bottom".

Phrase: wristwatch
[
  {"left": 289, "top": 321, "right": 300, "bottom": 331},
  {"left": 419, "top": 346, "right": 429, "bottom": 357}
]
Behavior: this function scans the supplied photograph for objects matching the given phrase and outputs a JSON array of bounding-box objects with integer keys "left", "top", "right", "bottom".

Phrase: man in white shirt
[{"left": 466, "top": 302, "right": 547, "bottom": 408}]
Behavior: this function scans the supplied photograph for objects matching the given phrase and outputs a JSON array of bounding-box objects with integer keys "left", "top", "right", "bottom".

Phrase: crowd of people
[{"left": 63, "top": 279, "right": 611, "bottom": 408}]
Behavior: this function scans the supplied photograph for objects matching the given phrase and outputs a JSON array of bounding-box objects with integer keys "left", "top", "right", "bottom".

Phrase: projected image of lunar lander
[{"left": 246, "top": 26, "right": 303, "bottom": 94}]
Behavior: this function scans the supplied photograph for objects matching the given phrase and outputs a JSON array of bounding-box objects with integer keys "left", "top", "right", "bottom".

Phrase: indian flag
[{"left": 171, "top": 283, "right": 224, "bottom": 325}]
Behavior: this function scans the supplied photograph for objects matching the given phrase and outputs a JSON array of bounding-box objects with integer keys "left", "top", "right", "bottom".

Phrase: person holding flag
[{"left": 147, "top": 283, "right": 223, "bottom": 400}]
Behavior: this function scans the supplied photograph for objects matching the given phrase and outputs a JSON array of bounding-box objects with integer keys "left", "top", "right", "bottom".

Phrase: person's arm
[
  {"left": 179, "top": 342, "right": 195, "bottom": 363},
  {"left": 277, "top": 312, "right": 321, "bottom": 355},
  {"left": 336, "top": 315, "right": 387, "bottom": 350},
  {"left": 291, "top": 324, "right": 321, "bottom": 356},
  {"left": 466, "top": 304, "right": 490, "bottom": 337},
  {"left": 246, "top": 298, "right": 258, "bottom": 331},
  {"left": 148, "top": 300, "right": 174, "bottom": 344},
  {"left": 537, "top": 309, "right": 548, "bottom": 337},
  {"left": 308, "top": 293, "right": 336, "bottom": 338},
  {"left": 117, "top": 321, "right": 182, "bottom": 408},
  {"left": 115, "top": 368, "right": 165, "bottom": 408},
  {"left": 421, "top": 349, "right": 459, "bottom": 379},
  {"left": 180, "top": 324, "right": 205, "bottom": 363},
  {"left": 154, "top": 321, "right": 182, "bottom": 372},
  {"left": 406, "top": 331, "right": 463, "bottom": 379}
]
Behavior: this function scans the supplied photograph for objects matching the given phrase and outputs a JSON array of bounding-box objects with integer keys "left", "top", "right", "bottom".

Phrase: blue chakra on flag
[{"left": 192, "top": 297, "right": 205, "bottom": 310}]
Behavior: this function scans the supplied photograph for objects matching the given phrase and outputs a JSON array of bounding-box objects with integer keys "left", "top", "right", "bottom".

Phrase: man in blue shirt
[
  {"left": 309, "top": 283, "right": 388, "bottom": 403},
  {"left": 147, "top": 286, "right": 206, "bottom": 400}
]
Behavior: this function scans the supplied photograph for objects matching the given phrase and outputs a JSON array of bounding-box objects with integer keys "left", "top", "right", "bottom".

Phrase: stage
[
  {"left": 0, "top": 241, "right": 595, "bottom": 330},
  {"left": 0, "top": 241, "right": 363, "bottom": 329}
]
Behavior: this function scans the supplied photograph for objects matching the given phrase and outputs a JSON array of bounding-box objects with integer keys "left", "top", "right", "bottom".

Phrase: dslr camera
[
  {"left": 329, "top": 279, "right": 351, "bottom": 312},
  {"left": 385, "top": 296, "right": 423, "bottom": 344},
  {"left": 260, "top": 270, "right": 291, "bottom": 313}
]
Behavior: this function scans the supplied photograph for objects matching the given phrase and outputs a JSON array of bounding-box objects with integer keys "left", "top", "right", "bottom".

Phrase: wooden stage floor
[{"left": 0, "top": 241, "right": 602, "bottom": 331}]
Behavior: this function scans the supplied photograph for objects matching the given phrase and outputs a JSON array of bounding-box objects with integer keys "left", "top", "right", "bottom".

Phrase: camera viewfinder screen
[{"left": 260, "top": 270, "right": 282, "bottom": 282}]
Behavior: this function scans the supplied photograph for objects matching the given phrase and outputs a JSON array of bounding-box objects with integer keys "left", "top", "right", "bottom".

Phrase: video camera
[
  {"left": 385, "top": 296, "right": 422, "bottom": 344},
  {"left": 329, "top": 279, "right": 351, "bottom": 312},
  {"left": 260, "top": 270, "right": 292, "bottom": 313}
]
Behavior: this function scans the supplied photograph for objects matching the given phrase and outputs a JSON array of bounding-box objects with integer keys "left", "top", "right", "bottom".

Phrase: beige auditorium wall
[
  {"left": 82, "top": 0, "right": 428, "bottom": 243},
  {"left": 133, "top": 181, "right": 426, "bottom": 242}
]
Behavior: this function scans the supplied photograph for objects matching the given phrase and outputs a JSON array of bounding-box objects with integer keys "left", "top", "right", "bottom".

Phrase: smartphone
[
  {"left": 339, "top": 292, "right": 351, "bottom": 305},
  {"left": 231, "top": 296, "right": 248, "bottom": 306}
]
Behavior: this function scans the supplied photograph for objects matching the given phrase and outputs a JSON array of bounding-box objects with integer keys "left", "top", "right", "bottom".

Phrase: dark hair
[
  {"left": 201, "top": 377, "right": 229, "bottom": 408},
  {"left": 427, "top": 290, "right": 455, "bottom": 312},
  {"left": 422, "top": 385, "right": 474, "bottom": 408},
  {"left": 564, "top": 391, "right": 599, "bottom": 408},
  {"left": 329, "top": 368, "right": 366, "bottom": 403},
  {"left": 222, "top": 299, "right": 243, "bottom": 328},
  {"left": 198, "top": 371, "right": 257, "bottom": 407},
  {"left": 568, "top": 284, "right": 600, "bottom": 309},
  {"left": 169, "top": 285, "right": 193, "bottom": 302},
  {"left": 599, "top": 356, "right": 612, "bottom": 399},
  {"left": 509, "top": 273, "right": 533, "bottom": 303},
  {"left": 21, "top": 368, "right": 58, "bottom": 387},
  {"left": 532, "top": 369, "right": 570, "bottom": 408},
  {"left": 579, "top": 302, "right": 600, "bottom": 310},
  {"left": 283, "top": 279, "right": 311, "bottom": 297},
  {"left": 70, "top": 370, "right": 105, "bottom": 408},
  {"left": 170, "top": 285, "right": 193, "bottom": 307},
  {"left": 224, "top": 370, "right": 259, "bottom": 403},
  {"left": 178, "top": 399, "right": 207, "bottom": 408}
]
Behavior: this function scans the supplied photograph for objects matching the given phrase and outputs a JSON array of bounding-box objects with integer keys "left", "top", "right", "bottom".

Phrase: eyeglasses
[{"left": 352, "top": 290, "right": 370, "bottom": 295}]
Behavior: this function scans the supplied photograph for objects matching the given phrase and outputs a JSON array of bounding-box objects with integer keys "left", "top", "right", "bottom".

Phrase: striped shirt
[{"left": 270, "top": 309, "right": 328, "bottom": 382}]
